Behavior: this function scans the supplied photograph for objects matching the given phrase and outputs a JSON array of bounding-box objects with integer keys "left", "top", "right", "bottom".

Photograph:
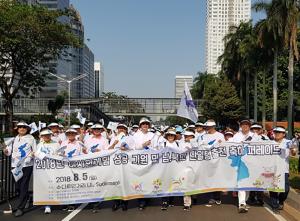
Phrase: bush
[{"left": 290, "top": 157, "right": 299, "bottom": 174}]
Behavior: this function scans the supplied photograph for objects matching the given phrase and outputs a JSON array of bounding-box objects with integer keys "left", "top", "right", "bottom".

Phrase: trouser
[
  {"left": 269, "top": 173, "right": 289, "bottom": 209},
  {"left": 183, "top": 196, "right": 191, "bottom": 207},
  {"left": 15, "top": 166, "right": 33, "bottom": 210},
  {"left": 161, "top": 196, "right": 174, "bottom": 205},
  {"left": 248, "top": 191, "right": 264, "bottom": 202},
  {"left": 138, "top": 198, "right": 148, "bottom": 207},
  {"left": 238, "top": 191, "right": 249, "bottom": 207},
  {"left": 298, "top": 156, "right": 300, "bottom": 173}
]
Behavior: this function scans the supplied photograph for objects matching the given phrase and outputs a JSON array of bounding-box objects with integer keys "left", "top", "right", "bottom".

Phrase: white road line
[
  {"left": 264, "top": 205, "right": 288, "bottom": 221},
  {"left": 61, "top": 203, "right": 88, "bottom": 221}
]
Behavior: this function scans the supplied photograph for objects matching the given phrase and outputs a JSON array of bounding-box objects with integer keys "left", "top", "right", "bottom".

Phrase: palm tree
[{"left": 253, "top": 1, "right": 285, "bottom": 128}]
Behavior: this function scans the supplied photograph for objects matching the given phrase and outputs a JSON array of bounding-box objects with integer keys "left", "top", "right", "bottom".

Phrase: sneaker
[
  {"left": 67, "top": 206, "right": 75, "bottom": 212},
  {"left": 3, "top": 204, "right": 13, "bottom": 214},
  {"left": 215, "top": 200, "right": 221, "bottom": 205},
  {"left": 112, "top": 203, "right": 119, "bottom": 211},
  {"left": 183, "top": 206, "right": 191, "bottom": 211},
  {"left": 121, "top": 203, "right": 128, "bottom": 211},
  {"left": 44, "top": 206, "right": 51, "bottom": 214},
  {"left": 272, "top": 208, "right": 280, "bottom": 214},
  {"left": 238, "top": 204, "right": 248, "bottom": 213},
  {"left": 205, "top": 199, "right": 215, "bottom": 207},
  {"left": 278, "top": 204, "right": 284, "bottom": 210},
  {"left": 161, "top": 202, "right": 168, "bottom": 211},
  {"left": 14, "top": 209, "right": 24, "bottom": 217},
  {"left": 138, "top": 204, "right": 145, "bottom": 211}
]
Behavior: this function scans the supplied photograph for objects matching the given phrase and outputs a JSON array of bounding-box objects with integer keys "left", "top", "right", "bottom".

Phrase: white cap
[
  {"left": 48, "top": 122, "right": 59, "bottom": 127},
  {"left": 40, "top": 129, "right": 52, "bottom": 136},
  {"left": 65, "top": 129, "right": 78, "bottom": 134},
  {"left": 58, "top": 124, "right": 64, "bottom": 128},
  {"left": 132, "top": 125, "right": 139, "bottom": 128},
  {"left": 204, "top": 120, "right": 216, "bottom": 127},
  {"left": 188, "top": 125, "right": 195, "bottom": 128},
  {"left": 117, "top": 124, "right": 128, "bottom": 129},
  {"left": 70, "top": 124, "right": 81, "bottom": 129},
  {"left": 251, "top": 124, "right": 262, "bottom": 129},
  {"left": 91, "top": 124, "right": 104, "bottom": 129},
  {"left": 224, "top": 131, "right": 234, "bottom": 136},
  {"left": 139, "top": 117, "right": 151, "bottom": 125},
  {"left": 273, "top": 127, "right": 286, "bottom": 133},
  {"left": 195, "top": 122, "right": 204, "bottom": 127},
  {"left": 17, "top": 122, "right": 30, "bottom": 128},
  {"left": 87, "top": 122, "right": 94, "bottom": 126},
  {"left": 183, "top": 130, "right": 195, "bottom": 136},
  {"left": 165, "top": 130, "right": 176, "bottom": 136}
]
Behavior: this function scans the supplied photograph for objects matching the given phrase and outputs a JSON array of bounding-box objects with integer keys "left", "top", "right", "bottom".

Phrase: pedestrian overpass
[{"left": 0, "top": 97, "right": 202, "bottom": 120}]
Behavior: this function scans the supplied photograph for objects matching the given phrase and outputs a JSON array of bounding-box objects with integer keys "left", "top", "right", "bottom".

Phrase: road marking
[
  {"left": 264, "top": 205, "right": 288, "bottom": 221},
  {"left": 61, "top": 203, "right": 88, "bottom": 221}
]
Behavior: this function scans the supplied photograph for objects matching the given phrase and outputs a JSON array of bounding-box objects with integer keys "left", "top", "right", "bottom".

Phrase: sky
[{"left": 70, "top": 0, "right": 264, "bottom": 98}]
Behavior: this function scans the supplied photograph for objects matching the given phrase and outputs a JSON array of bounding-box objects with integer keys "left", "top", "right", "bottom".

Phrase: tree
[
  {"left": 48, "top": 94, "right": 65, "bottom": 117},
  {"left": 201, "top": 75, "right": 243, "bottom": 126},
  {"left": 0, "top": 1, "right": 80, "bottom": 132}
]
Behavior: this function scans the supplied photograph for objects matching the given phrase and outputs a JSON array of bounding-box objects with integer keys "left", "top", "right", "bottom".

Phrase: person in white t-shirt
[
  {"left": 3, "top": 122, "right": 36, "bottom": 217},
  {"left": 269, "top": 126, "right": 296, "bottom": 214},
  {"left": 132, "top": 117, "right": 154, "bottom": 210},
  {"left": 180, "top": 130, "right": 197, "bottom": 211},
  {"left": 230, "top": 118, "right": 261, "bottom": 213},
  {"left": 195, "top": 122, "right": 206, "bottom": 142},
  {"left": 35, "top": 129, "right": 60, "bottom": 214},
  {"left": 158, "top": 129, "right": 179, "bottom": 211},
  {"left": 84, "top": 124, "right": 109, "bottom": 153},
  {"left": 200, "top": 119, "right": 225, "bottom": 207},
  {"left": 48, "top": 122, "right": 65, "bottom": 144}
]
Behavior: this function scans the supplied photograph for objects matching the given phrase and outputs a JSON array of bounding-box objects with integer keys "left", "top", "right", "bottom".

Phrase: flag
[
  {"left": 76, "top": 111, "right": 86, "bottom": 125},
  {"left": 29, "top": 122, "right": 38, "bottom": 134},
  {"left": 11, "top": 157, "right": 26, "bottom": 182},
  {"left": 38, "top": 121, "right": 46, "bottom": 130},
  {"left": 177, "top": 82, "right": 198, "bottom": 123}
]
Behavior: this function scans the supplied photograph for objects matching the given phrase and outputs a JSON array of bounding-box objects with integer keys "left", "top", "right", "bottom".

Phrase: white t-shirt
[
  {"left": 36, "top": 140, "right": 60, "bottom": 158},
  {"left": 133, "top": 130, "right": 155, "bottom": 150},
  {"left": 200, "top": 131, "right": 225, "bottom": 146},
  {"left": 6, "top": 134, "right": 37, "bottom": 168},
  {"left": 84, "top": 135, "right": 109, "bottom": 153},
  {"left": 60, "top": 139, "right": 84, "bottom": 158},
  {"left": 231, "top": 131, "right": 261, "bottom": 142},
  {"left": 109, "top": 133, "right": 135, "bottom": 150},
  {"left": 276, "top": 138, "right": 292, "bottom": 173},
  {"left": 158, "top": 140, "right": 180, "bottom": 150}
]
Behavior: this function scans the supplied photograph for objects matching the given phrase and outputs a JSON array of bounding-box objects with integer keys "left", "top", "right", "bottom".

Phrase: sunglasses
[{"left": 18, "top": 126, "right": 28, "bottom": 129}]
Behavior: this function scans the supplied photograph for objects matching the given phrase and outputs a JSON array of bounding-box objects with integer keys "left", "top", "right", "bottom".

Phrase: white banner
[{"left": 33, "top": 142, "right": 286, "bottom": 205}]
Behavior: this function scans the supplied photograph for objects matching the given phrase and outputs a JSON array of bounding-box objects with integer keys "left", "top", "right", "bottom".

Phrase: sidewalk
[{"left": 284, "top": 188, "right": 300, "bottom": 221}]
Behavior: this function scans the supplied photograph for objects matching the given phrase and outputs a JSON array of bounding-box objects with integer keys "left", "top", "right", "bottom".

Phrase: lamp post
[{"left": 48, "top": 72, "right": 88, "bottom": 126}]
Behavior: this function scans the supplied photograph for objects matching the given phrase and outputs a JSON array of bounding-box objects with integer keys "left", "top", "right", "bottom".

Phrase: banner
[{"left": 33, "top": 141, "right": 287, "bottom": 205}]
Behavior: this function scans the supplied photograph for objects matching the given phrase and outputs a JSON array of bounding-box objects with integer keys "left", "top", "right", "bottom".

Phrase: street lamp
[{"left": 48, "top": 72, "right": 88, "bottom": 126}]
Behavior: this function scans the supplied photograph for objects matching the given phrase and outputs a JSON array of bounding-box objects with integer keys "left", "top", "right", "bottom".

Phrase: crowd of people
[{"left": 1, "top": 117, "right": 298, "bottom": 217}]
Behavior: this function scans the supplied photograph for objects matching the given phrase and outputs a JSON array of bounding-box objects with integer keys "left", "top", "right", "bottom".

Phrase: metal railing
[
  {"left": 0, "top": 152, "right": 17, "bottom": 204},
  {"left": 0, "top": 97, "right": 202, "bottom": 116}
]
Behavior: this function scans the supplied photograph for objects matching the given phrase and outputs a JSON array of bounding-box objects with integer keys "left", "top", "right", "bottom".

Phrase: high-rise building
[
  {"left": 205, "top": 0, "right": 251, "bottom": 74},
  {"left": 81, "top": 44, "right": 95, "bottom": 98},
  {"left": 94, "top": 62, "right": 104, "bottom": 97},
  {"left": 175, "top": 76, "right": 193, "bottom": 98}
]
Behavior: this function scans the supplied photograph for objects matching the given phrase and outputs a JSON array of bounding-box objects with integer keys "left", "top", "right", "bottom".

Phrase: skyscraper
[
  {"left": 94, "top": 62, "right": 104, "bottom": 97},
  {"left": 205, "top": 0, "right": 251, "bottom": 74},
  {"left": 175, "top": 76, "right": 193, "bottom": 98}
]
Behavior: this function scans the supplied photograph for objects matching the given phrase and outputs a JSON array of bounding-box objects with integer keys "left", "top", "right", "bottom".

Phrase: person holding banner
[
  {"left": 35, "top": 129, "right": 60, "bottom": 214},
  {"left": 133, "top": 117, "right": 154, "bottom": 210},
  {"left": 60, "top": 129, "right": 86, "bottom": 158},
  {"left": 270, "top": 126, "right": 297, "bottom": 213},
  {"left": 200, "top": 119, "right": 225, "bottom": 207},
  {"left": 84, "top": 124, "right": 109, "bottom": 153},
  {"left": 230, "top": 118, "right": 261, "bottom": 213},
  {"left": 158, "top": 128, "right": 180, "bottom": 211},
  {"left": 3, "top": 122, "right": 37, "bottom": 217},
  {"left": 109, "top": 123, "right": 134, "bottom": 211},
  {"left": 180, "top": 130, "right": 197, "bottom": 211}
]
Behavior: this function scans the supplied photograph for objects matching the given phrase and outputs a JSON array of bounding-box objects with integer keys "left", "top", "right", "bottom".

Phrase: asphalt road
[{"left": 0, "top": 194, "right": 295, "bottom": 221}]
